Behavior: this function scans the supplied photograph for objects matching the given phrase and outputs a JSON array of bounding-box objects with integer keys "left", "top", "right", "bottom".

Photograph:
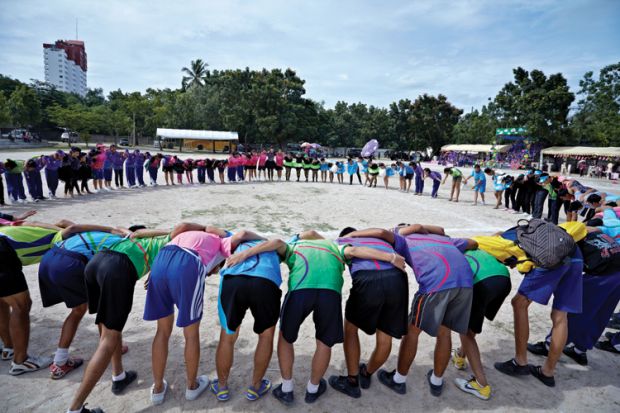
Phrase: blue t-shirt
[
  {"left": 405, "top": 165, "right": 414, "bottom": 175},
  {"left": 471, "top": 170, "right": 486, "bottom": 185},
  {"left": 57, "top": 231, "right": 124, "bottom": 260},
  {"left": 347, "top": 163, "right": 358, "bottom": 175},
  {"left": 386, "top": 167, "right": 395, "bottom": 177},
  {"left": 403, "top": 233, "right": 472, "bottom": 293},
  {"left": 320, "top": 163, "right": 329, "bottom": 171},
  {"left": 336, "top": 234, "right": 409, "bottom": 276},
  {"left": 336, "top": 163, "right": 345, "bottom": 174},
  {"left": 219, "top": 239, "right": 282, "bottom": 286}
]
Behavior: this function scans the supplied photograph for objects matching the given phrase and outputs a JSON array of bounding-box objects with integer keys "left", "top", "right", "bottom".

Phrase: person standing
[
  {"left": 4, "top": 159, "right": 28, "bottom": 203},
  {"left": 124, "top": 149, "right": 136, "bottom": 188},
  {"left": 42, "top": 153, "right": 62, "bottom": 199},
  {"left": 89, "top": 146, "right": 105, "bottom": 193},
  {"left": 424, "top": 168, "right": 442, "bottom": 198},
  {"left": 441, "top": 167, "right": 463, "bottom": 202},
  {"left": 134, "top": 149, "right": 146, "bottom": 187}
]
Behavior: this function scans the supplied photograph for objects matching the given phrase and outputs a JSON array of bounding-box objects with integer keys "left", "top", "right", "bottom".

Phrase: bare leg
[
  {"left": 215, "top": 328, "right": 239, "bottom": 387},
  {"left": 0, "top": 300, "right": 13, "bottom": 348},
  {"left": 184, "top": 320, "right": 201, "bottom": 390},
  {"left": 277, "top": 332, "right": 294, "bottom": 380},
  {"left": 58, "top": 304, "right": 88, "bottom": 349},
  {"left": 2, "top": 291, "right": 32, "bottom": 364},
  {"left": 397, "top": 324, "right": 422, "bottom": 375},
  {"left": 344, "top": 321, "right": 360, "bottom": 375},
  {"left": 512, "top": 293, "right": 531, "bottom": 366},
  {"left": 151, "top": 315, "right": 174, "bottom": 393},
  {"left": 433, "top": 326, "right": 452, "bottom": 377},
  {"left": 459, "top": 330, "right": 488, "bottom": 386},
  {"left": 252, "top": 326, "right": 276, "bottom": 388},
  {"left": 542, "top": 309, "right": 568, "bottom": 377},
  {"left": 69, "top": 326, "right": 122, "bottom": 411},
  {"left": 310, "top": 339, "right": 332, "bottom": 385},
  {"left": 366, "top": 330, "right": 393, "bottom": 374}
]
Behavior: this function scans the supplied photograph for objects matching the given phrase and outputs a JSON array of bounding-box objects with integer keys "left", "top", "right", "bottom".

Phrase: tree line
[{"left": 0, "top": 59, "right": 618, "bottom": 152}]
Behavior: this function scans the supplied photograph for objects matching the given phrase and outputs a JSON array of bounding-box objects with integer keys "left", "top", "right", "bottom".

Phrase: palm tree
[{"left": 181, "top": 59, "right": 209, "bottom": 90}]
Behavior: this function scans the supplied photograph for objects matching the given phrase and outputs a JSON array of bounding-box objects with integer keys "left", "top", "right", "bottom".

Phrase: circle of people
[
  {"left": 1, "top": 145, "right": 618, "bottom": 229},
  {"left": 0, "top": 199, "right": 619, "bottom": 413}
]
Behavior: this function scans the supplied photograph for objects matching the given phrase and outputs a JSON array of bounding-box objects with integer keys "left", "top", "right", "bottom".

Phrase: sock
[
  {"left": 67, "top": 407, "right": 83, "bottom": 413},
  {"left": 430, "top": 371, "right": 443, "bottom": 386},
  {"left": 281, "top": 378, "right": 294, "bottom": 393},
  {"left": 573, "top": 347, "right": 585, "bottom": 355},
  {"left": 112, "top": 371, "right": 126, "bottom": 382},
  {"left": 393, "top": 371, "right": 407, "bottom": 384},
  {"left": 54, "top": 348, "right": 69, "bottom": 366},
  {"left": 306, "top": 380, "right": 319, "bottom": 394}
]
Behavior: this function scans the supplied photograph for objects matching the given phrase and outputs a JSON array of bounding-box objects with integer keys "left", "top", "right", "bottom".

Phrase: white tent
[
  {"left": 156, "top": 128, "right": 238, "bottom": 141},
  {"left": 440, "top": 144, "right": 511, "bottom": 153},
  {"left": 541, "top": 146, "right": 620, "bottom": 157}
]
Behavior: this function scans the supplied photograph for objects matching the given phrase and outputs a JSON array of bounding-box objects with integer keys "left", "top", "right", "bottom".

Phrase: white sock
[
  {"left": 573, "top": 347, "right": 585, "bottom": 355},
  {"left": 393, "top": 371, "right": 407, "bottom": 384},
  {"left": 67, "top": 407, "right": 82, "bottom": 413},
  {"left": 281, "top": 378, "right": 294, "bottom": 393},
  {"left": 54, "top": 348, "right": 69, "bottom": 366},
  {"left": 430, "top": 371, "right": 443, "bottom": 386},
  {"left": 112, "top": 370, "right": 126, "bottom": 382},
  {"left": 306, "top": 380, "right": 319, "bottom": 394}
]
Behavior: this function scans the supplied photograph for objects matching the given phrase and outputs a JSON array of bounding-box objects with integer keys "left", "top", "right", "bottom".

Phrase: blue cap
[
  {"left": 534, "top": 170, "right": 542, "bottom": 176},
  {"left": 539, "top": 176, "right": 549, "bottom": 183}
]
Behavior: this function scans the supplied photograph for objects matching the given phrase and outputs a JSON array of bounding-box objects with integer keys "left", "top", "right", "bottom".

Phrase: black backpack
[{"left": 516, "top": 219, "right": 575, "bottom": 269}]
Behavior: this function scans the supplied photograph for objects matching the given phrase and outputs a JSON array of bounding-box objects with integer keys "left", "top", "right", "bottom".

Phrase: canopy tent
[
  {"left": 441, "top": 144, "right": 511, "bottom": 153},
  {"left": 155, "top": 128, "right": 238, "bottom": 152},
  {"left": 541, "top": 146, "right": 620, "bottom": 157}
]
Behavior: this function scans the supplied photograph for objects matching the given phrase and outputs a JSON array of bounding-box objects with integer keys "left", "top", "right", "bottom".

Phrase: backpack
[{"left": 516, "top": 219, "right": 575, "bottom": 269}]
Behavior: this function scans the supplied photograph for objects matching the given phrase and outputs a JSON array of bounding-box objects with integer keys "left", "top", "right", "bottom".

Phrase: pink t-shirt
[
  {"left": 259, "top": 154, "right": 267, "bottom": 166},
  {"left": 92, "top": 153, "right": 106, "bottom": 170},
  {"left": 251, "top": 155, "right": 259, "bottom": 165},
  {"left": 275, "top": 154, "right": 284, "bottom": 166},
  {"left": 227, "top": 156, "right": 237, "bottom": 167},
  {"left": 168, "top": 231, "right": 232, "bottom": 272}
]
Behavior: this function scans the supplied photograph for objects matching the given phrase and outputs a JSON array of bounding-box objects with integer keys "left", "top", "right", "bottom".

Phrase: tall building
[{"left": 43, "top": 40, "right": 87, "bottom": 97}]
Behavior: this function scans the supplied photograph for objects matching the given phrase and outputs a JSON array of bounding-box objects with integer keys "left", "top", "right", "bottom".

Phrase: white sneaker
[
  {"left": 185, "top": 375, "right": 209, "bottom": 400},
  {"left": 151, "top": 379, "right": 168, "bottom": 405},
  {"left": 9, "top": 355, "right": 52, "bottom": 376}
]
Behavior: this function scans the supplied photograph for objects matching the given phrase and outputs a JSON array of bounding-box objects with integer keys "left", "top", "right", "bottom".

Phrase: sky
[{"left": 0, "top": 0, "right": 618, "bottom": 111}]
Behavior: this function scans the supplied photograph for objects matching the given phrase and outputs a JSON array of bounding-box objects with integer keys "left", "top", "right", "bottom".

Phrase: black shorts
[
  {"left": 406, "top": 173, "right": 414, "bottom": 180},
  {"left": 409, "top": 287, "right": 473, "bottom": 336},
  {"left": 245, "top": 165, "right": 256, "bottom": 171},
  {"left": 258, "top": 165, "right": 266, "bottom": 171},
  {"left": 163, "top": 165, "right": 173, "bottom": 173},
  {"left": 219, "top": 275, "right": 282, "bottom": 334},
  {"left": 345, "top": 269, "right": 408, "bottom": 338},
  {"left": 0, "top": 237, "right": 28, "bottom": 298},
  {"left": 265, "top": 160, "right": 276, "bottom": 170},
  {"left": 469, "top": 276, "right": 512, "bottom": 334},
  {"left": 275, "top": 165, "right": 283, "bottom": 171},
  {"left": 38, "top": 247, "right": 88, "bottom": 308},
  {"left": 280, "top": 289, "right": 343, "bottom": 347},
  {"left": 84, "top": 250, "right": 137, "bottom": 331}
]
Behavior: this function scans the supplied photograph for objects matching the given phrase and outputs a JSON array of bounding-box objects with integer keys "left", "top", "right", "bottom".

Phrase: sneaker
[
  {"left": 209, "top": 379, "right": 230, "bottom": 402},
  {"left": 377, "top": 369, "right": 406, "bottom": 395},
  {"left": 9, "top": 355, "right": 52, "bottom": 376},
  {"left": 186, "top": 375, "right": 209, "bottom": 401},
  {"left": 358, "top": 363, "right": 372, "bottom": 389},
  {"left": 150, "top": 379, "right": 168, "bottom": 405},
  {"left": 246, "top": 378, "right": 271, "bottom": 401},
  {"left": 78, "top": 404, "right": 104, "bottom": 413},
  {"left": 563, "top": 346, "right": 588, "bottom": 366},
  {"left": 272, "top": 383, "right": 294, "bottom": 406},
  {"left": 1, "top": 347, "right": 13, "bottom": 361},
  {"left": 454, "top": 377, "right": 491, "bottom": 400},
  {"left": 595, "top": 339, "right": 620, "bottom": 354},
  {"left": 529, "top": 365, "right": 555, "bottom": 387},
  {"left": 607, "top": 317, "right": 620, "bottom": 330},
  {"left": 426, "top": 369, "right": 443, "bottom": 397},
  {"left": 527, "top": 341, "right": 549, "bottom": 357},
  {"left": 304, "top": 378, "right": 327, "bottom": 404},
  {"left": 493, "top": 359, "right": 530, "bottom": 377},
  {"left": 50, "top": 357, "right": 84, "bottom": 379},
  {"left": 452, "top": 350, "right": 467, "bottom": 370},
  {"left": 111, "top": 370, "right": 137, "bottom": 395},
  {"left": 328, "top": 375, "right": 361, "bottom": 399}
]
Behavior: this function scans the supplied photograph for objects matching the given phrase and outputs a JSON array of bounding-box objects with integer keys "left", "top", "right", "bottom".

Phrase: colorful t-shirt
[
  {"left": 402, "top": 233, "right": 472, "bottom": 293},
  {"left": 465, "top": 249, "right": 510, "bottom": 284},
  {"left": 57, "top": 231, "right": 124, "bottom": 260},
  {"left": 284, "top": 239, "right": 349, "bottom": 293},
  {"left": 168, "top": 231, "right": 232, "bottom": 273},
  {"left": 110, "top": 235, "right": 172, "bottom": 278},
  {"left": 0, "top": 226, "right": 63, "bottom": 265},
  {"left": 336, "top": 234, "right": 408, "bottom": 276},
  {"left": 220, "top": 239, "right": 282, "bottom": 286},
  {"left": 450, "top": 168, "right": 463, "bottom": 178}
]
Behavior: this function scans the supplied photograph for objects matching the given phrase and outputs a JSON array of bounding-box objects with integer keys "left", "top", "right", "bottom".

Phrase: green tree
[
  {"left": 453, "top": 104, "right": 499, "bottom": 144},
  {"left": 8, "top": 84, "right": 41, "bottom": 127},
  {"left": 0, "top": 93, "right": 11, "bottom": 126},
  {"left": 182, "top": 59, "right": 209, "bottom": 90}
]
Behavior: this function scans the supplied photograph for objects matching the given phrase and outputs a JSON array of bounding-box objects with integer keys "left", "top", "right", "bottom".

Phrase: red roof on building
[{"left": 43, "top": 40, "right": 87, "bottom": 72}]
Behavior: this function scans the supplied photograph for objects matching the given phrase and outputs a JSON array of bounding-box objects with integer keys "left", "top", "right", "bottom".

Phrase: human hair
[
  {"left": 339, "top": 227, "right": 357, "bottom": 237},
  {"left": 128, "top": 225, "right": 147, "bottom": 232},
  {"left": 443, "top": 167, "right": 452, "bottom": 173},
  {"left": 484, "top": 168, "right": 492, "bottom": 174}
]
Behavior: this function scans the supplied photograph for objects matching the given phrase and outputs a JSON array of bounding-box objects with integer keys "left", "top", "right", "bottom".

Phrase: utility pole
[{"left": 132, "top": 112, "right": 136, "bottom": 146}]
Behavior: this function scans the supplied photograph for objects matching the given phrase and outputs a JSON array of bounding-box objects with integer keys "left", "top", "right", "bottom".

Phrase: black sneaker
[
  {"left": 426, "top": 369, "right": 443, "bottom": 397},
  {"left": 563, "top": 346, "right": 588, "bottom": 366},
  {"left": 80, "top": 405, "right": 104, "bottom": 413},
  {"left": 595, "top": 339, "right": 620, "bottom": 354},
  {"left": 494, "top": 359, "right": 530, "bottom": 376},
  {"left": 607, "top": 316, "right": 620, "bottom": 330},
  {"left": 529, "top": 365, "right": 555, "bottom": 387},
  {"left": 272, "top": 383, "right": 294, "bottom": 406},
  {"left": 377, "top": 369, "right": 406, "bottom": 395},
  {"left": 359, "top": 363, "right": 372, "bottom": 389},
  {"left": 111, "top": 370, "right": 137, "bottom": 395},
  {"left": 527, "top": 341, "right": 549, "bottom": 357},
  {"left": 328, "top": 375, "right": 361, "bottom": 398},
  {"left": 304, "top": 378, "right": 327, "bottom": 404}
]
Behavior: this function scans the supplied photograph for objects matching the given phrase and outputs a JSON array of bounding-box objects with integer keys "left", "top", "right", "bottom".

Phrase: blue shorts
[
  {"left": 104, "top": 168, "right": 113, "bottom": 181},
  {"left": 518, "top": 250, "right": 583, "bottom": 313},
  {"left": 92, "top": 169, "right": 104, "bottom": 180},
  {"left": 38, "top": 247, "right": 88, "bottom": 308},
  {"left": 473, "top": 183, "right": 486, "bottom": 193},
  {"left": 144, "top": 245, "right": 207, "bottom": 327}
]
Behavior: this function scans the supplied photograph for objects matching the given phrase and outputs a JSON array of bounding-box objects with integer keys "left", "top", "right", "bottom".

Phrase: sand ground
[{"left": 0, "top": 151, "right": 619, "bottom": 413}]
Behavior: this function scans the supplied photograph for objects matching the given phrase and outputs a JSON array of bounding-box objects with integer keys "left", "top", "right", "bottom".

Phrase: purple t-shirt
[
  {"left": 125, "top": 151, "right": 136, "bottom": 167},
  {"left": 107, "top": 151, "right": 125, "bottom": 169},
  {"left": 44, "top": 156, "right": 62, "bottom": 171},
  {"left": 403, "top": 233, "right": 472, "bottom": 293},
  {"left": 336, "top": 234, "right": 409, "bottom": 275},
  {"left": 429, "top": 171, "right": 442, "bottom": 182}
]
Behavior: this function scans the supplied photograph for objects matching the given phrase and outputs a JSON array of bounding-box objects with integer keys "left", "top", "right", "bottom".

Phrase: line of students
[{"left": 1, "top": 212, "right": 619, "bottom": 412}]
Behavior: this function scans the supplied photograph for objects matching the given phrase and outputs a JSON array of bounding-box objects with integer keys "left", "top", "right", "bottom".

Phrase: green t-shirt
[
  {"left": 284, "top": 239, "right": 349, "bottom": 293},
  {"left": 465, "top": 249, "right": 510, "bottom": 284},
  {"left": 451, "top": 168, "right": 463, "bottom": 178},
  {"left": 0, "top": 226, "right": 63, "bottom": 265},
  {"left": 8, "top": 160, "right": 25, "bottom": 174},
  {"left": 109, "top": 235, "right": 171, "bottom": 278}
]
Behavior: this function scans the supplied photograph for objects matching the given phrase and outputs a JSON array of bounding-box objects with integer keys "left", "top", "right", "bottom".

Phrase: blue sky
[{"left": 0, "top": 0, "right": 618, "bottom": 110}]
